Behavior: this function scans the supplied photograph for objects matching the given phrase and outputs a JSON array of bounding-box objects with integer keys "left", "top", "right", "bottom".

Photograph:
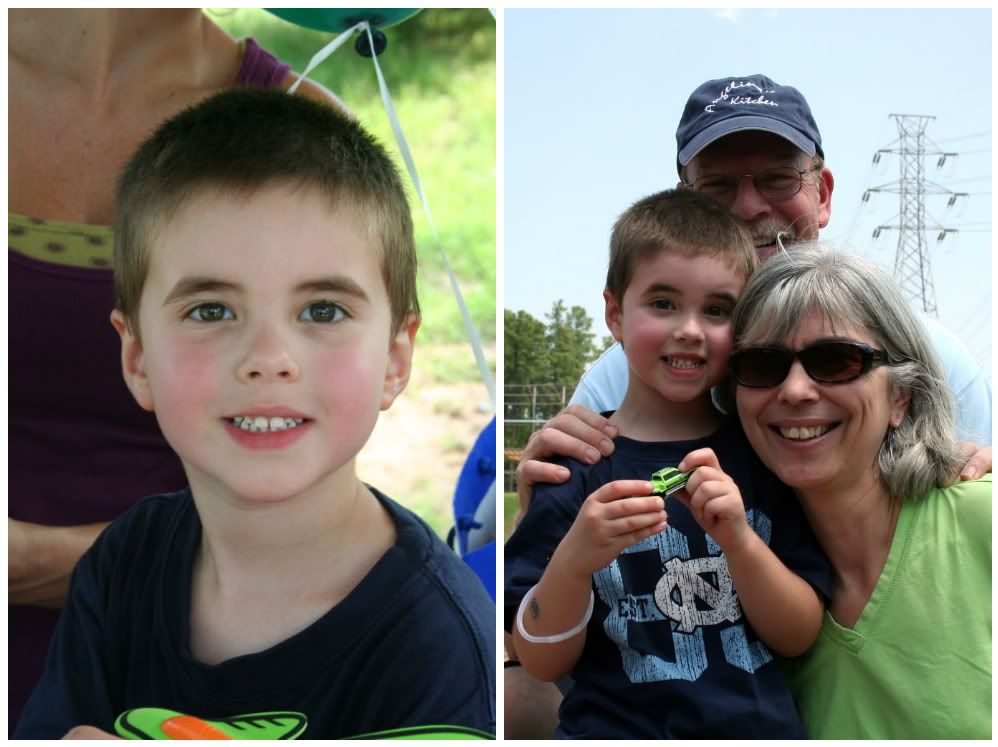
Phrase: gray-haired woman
[{"left": 729, "top": 243, "right": 991, "bottom": 738}]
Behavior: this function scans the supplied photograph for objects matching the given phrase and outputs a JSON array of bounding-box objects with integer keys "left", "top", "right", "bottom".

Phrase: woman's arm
[{"left": 9, "top": 518, "right": 109, "bottom": 608}]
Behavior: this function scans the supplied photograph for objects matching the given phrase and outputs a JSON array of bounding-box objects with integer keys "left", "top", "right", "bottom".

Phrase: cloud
[{"left": 710, "top": 9, "right": 740, "bottom": 23}]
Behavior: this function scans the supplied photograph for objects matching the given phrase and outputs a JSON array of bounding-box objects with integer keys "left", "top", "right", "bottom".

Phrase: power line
[
  {"left": 942, "top": 176, "right": 991, "bottom": 184},
  {"left": 933, "top": 130, "right": 991, "bottom": 144}
]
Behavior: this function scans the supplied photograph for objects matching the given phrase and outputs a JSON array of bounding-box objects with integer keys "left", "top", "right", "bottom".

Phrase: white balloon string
[
  {"left": 285, "top": 22, "right": 496, "bottom": 412},
  {"left": 286, "top": 21, "right": 367, "bottom": 95},
  {"left": 364, "top": 23, "right": 497, "bottom": 411}
]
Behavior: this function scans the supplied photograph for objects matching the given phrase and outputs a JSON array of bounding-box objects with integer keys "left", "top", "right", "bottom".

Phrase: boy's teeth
[
  {"left": 232, "top": 416, "right": 304, "bottom": 432},
  {"left": 779, "top": 425, "right": 832, "bottom": 440},
  {"left": 666, "top": 357, "right": 701, "bottom": 369}
]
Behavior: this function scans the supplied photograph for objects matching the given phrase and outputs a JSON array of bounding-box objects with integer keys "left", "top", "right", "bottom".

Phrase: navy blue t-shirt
[
  {"left": 505, "top": 422, "right": 830, "bottom": 739},
  {"left": 17, "top": 487, "right": 496, "bottom": 739}
]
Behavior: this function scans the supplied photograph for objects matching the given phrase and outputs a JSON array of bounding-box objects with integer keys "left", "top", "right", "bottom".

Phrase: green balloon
[{"left": 265, "top": 9, "right": 421, "bottom": 33}]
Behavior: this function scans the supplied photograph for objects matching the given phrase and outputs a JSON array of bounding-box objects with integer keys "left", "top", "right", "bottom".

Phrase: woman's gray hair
[{"left": 731, "top": 242, "right": 962, "bottom": 500}]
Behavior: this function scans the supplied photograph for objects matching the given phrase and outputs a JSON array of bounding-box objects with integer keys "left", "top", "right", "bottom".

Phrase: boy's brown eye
[
  {"left": 188, "top": 303, "right": 232, "bottom": 322},
  {"left": 300, "top": 301, "right": 345, "bottom": 323}
]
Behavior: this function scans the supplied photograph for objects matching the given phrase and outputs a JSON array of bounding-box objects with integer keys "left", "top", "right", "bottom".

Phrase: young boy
[
  {"left": 16, "top": 89, "right": 495, "bottom": 739},
  {"left": 504, "top": 189, "right": 831, "bottom": 738}
]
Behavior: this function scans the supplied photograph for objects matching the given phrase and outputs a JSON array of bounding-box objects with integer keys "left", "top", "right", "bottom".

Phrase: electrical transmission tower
[{"left": 863, "top": 114, "right": 966, "bottom": 317}]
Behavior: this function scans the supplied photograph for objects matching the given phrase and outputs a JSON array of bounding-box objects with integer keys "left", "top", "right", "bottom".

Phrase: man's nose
[{"left": 728, "top": 174, "right": 771, "bottom": 223}]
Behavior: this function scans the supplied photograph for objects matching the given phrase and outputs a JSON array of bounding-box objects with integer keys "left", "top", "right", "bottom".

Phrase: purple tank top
[
  {"left": 8, "top": 38, "right": 292, "bottom": 733},
  {"left": 238, "top": 37, "right": 293, "bottom": 87}
]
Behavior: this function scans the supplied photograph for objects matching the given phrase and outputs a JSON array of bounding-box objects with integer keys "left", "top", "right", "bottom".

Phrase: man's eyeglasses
[
  {"left": 729, "top": 341, "right": 894, "bottom": 388},
  {"left": 684, "top": 165, "right": 821, "bottom": 205}
]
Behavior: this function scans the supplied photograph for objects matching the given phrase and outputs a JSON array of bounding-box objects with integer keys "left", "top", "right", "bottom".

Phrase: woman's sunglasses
[{"left": 729, "top": 341, "right": 893, "bottom": 388}]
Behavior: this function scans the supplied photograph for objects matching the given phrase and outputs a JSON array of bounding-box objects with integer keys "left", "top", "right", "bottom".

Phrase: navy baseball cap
[{"left": 676, "top": 75, "right": 823, "bottom": 175}]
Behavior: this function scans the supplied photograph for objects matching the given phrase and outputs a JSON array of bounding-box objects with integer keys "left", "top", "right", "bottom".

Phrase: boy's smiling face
[
  {"left": 605, "top": 250, "right": 745, "bottom": 405},
  {"left": 112, "top": 183, "right": 417, "bottom": 506}
]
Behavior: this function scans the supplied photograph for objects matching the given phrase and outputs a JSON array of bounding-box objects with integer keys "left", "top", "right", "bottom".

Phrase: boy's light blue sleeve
[
  {"left": 569, "top": 343, "right": 629, "bottom": 413},
  {"left": 918, "top": 313, "right": 992, "bottom": 446}
]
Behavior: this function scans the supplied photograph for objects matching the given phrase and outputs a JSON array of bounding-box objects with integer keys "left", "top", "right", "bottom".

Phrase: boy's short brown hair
[
  {"left": 114, "top": 87, "right": 418, "bottom": 333},
  {"left": 605, "top": 189, "right": 757, "bottom": 300}
]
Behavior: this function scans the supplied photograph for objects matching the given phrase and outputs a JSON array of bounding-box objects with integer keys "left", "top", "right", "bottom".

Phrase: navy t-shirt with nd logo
[{"left": 504, "top": 421, "right": 831, "bottom": 739}]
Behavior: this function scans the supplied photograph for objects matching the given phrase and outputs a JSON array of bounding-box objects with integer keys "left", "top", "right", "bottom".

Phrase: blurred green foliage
[{"left": 209, "top": 8, "right": 496, "bottom": 347}]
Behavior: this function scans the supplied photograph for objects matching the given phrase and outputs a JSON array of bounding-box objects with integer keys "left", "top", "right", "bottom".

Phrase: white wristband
[{"left": 515, "top": 584, "right": 595, "bottom": 644}]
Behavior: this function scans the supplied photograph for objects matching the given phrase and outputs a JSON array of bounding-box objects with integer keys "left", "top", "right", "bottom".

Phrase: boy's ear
[
  {"left": 604, "top": 289, "right": 624, "bottom": 343},
  {"left": 110, "top": 310, "right": 155, "bottom": 412},
  {"left": 381, "top": 312, "right": 420, "bottom": 411}
]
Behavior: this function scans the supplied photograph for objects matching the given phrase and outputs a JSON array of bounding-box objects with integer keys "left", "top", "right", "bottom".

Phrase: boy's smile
[
  {"left": 224, "top": 405, "right": 311, "bottom": 450},
  {"left": 112, "top": 183, "right": 417, "bottom": 506}
]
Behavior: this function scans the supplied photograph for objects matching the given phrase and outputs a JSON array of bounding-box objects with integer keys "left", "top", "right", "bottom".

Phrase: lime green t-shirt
[{"left": 785, "top": 474, "right": 992, "bottom": 738}]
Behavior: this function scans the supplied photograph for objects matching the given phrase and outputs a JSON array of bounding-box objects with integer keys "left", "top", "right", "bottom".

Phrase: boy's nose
[
  {"left": 236, "top": 326, "right": 300, "bottom": 382},
  {"left": 673, "top": 314, "right": 704, "bottom": 342}
]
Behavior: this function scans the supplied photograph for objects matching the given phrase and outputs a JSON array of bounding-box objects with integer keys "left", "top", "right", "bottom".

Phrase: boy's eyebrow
[
  {"left": 707, "top": 291, "right": 740, "bottom": 305},
  {"left": 642, "top": 283, "right": 739, "bottom": 304},
  {"left": 161, "top": 276, "right": 371, "bottom": 305},
  {"left": 296, "top": 277, "right": 370, "bottom": 301},
  {"left": 163, "top": 277, "right": 241, "bottom": 306},
  {"left": 643, "top": 282, "right": 681, "bottom": 296}
]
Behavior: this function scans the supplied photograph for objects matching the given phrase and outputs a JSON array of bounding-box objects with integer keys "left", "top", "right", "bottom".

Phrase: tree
[
  {"left": 504, "top": 309, "right": 550, "bottom": 387},
  {"left": 502, "top": 301, "right": 601, "bottom": 460},
  {"left": 546, "top": 300, "right": 598, "bottom": 386}
]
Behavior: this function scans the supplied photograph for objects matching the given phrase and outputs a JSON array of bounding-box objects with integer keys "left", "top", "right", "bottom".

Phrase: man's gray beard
[
  {"left": 748, "top": 219, "right": 796, "bottom": 260},
  {"left": 749, "top": 218, "right": 796, "bottom": 247}
]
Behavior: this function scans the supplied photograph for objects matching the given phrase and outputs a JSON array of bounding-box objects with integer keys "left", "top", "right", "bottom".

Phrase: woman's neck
[
  {"left": 9, "top": 9, "right": 235, "bottom": 97},
  {"left": 796, "top": 476, "right": 903, "bottom": 626},
  {"left": 612, "top": 377, "right": 725, "bottom": 442}
]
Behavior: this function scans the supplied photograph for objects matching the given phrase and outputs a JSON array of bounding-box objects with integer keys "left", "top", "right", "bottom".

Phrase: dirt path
[{"left": 356, "top": 345, "right": 494, "bottom": 539}]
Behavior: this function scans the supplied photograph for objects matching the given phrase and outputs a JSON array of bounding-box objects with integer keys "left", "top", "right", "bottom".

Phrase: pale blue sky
[{"left": 504, "top": 8, "right": 992, "bottom": 378}]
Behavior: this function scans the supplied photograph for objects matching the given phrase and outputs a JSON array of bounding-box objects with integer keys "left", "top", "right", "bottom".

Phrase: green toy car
[{"left": 650, "top": 466, "right": 698, "bottom": 496}]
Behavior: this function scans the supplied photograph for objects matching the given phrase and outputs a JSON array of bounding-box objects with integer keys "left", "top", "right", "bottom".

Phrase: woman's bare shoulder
[{"left": 280, "top": 73, "right": 354, "bottom": 119}]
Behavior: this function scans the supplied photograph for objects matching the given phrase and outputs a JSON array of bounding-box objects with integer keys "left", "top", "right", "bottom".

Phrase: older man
[
  {"left": 520, "top": 74, "right": 990, "bottom": 497},
  {"left": 505, "top": 74, "right": 992, "bottom": 738}
]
